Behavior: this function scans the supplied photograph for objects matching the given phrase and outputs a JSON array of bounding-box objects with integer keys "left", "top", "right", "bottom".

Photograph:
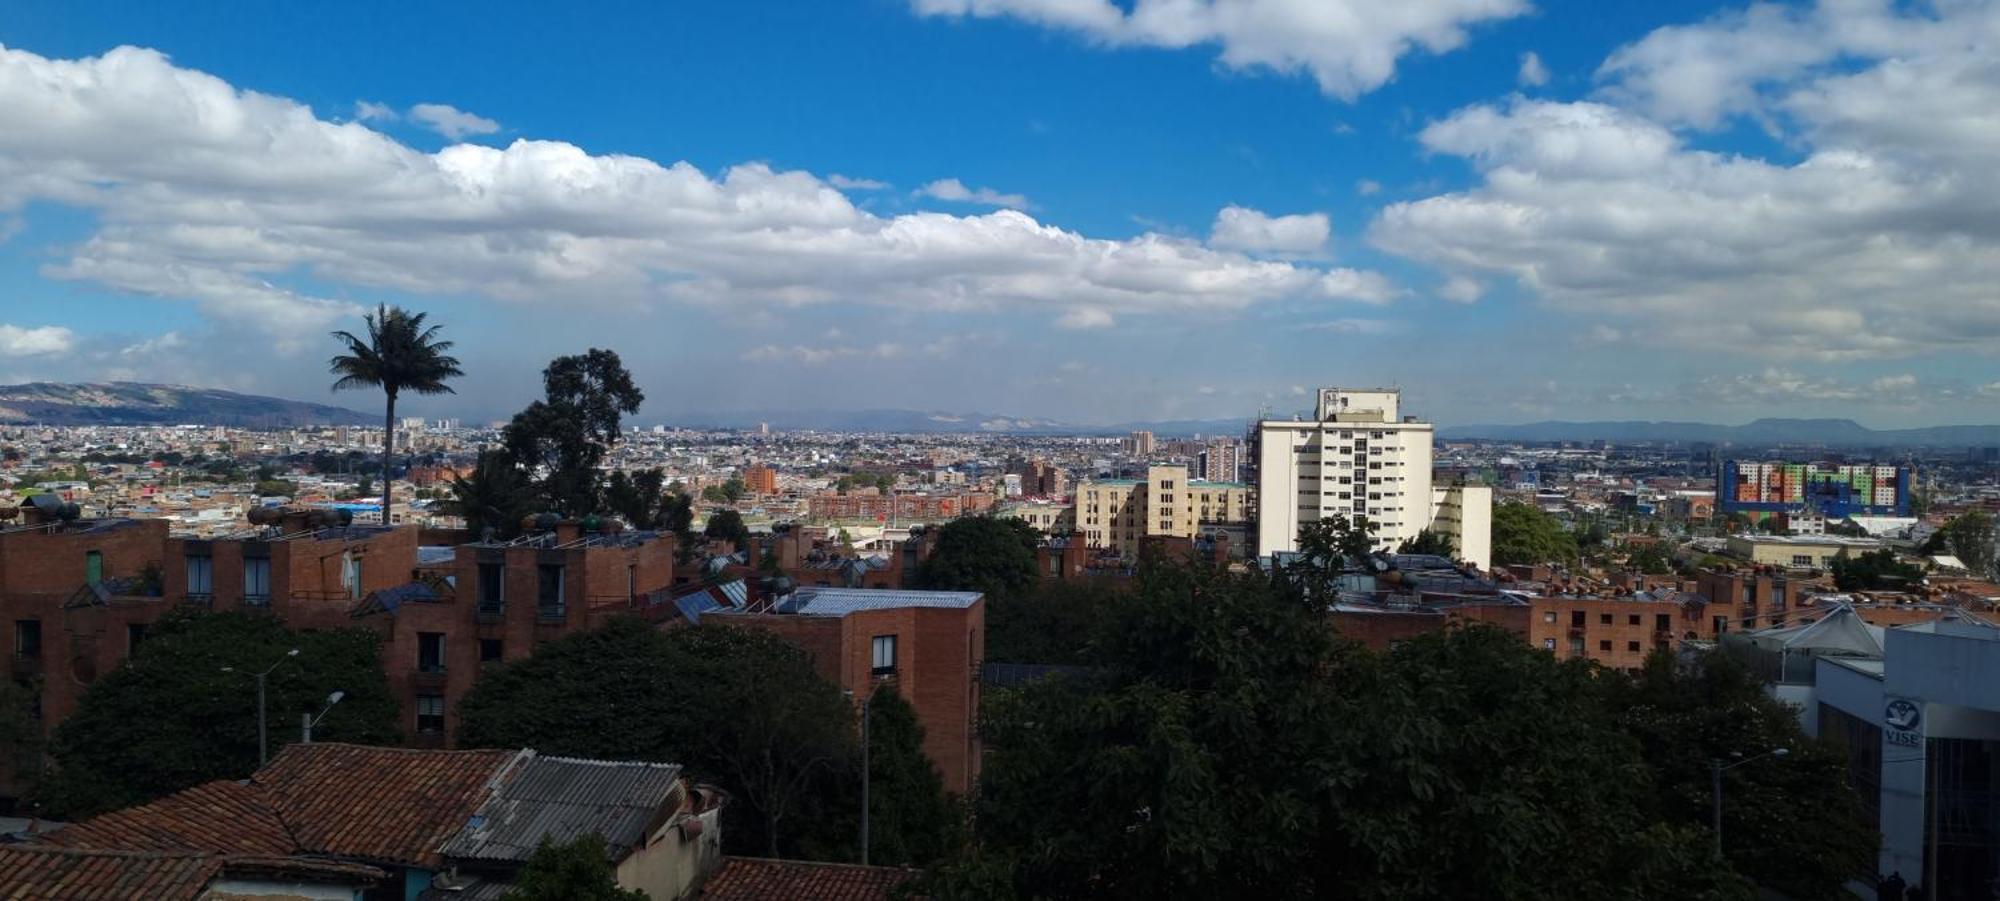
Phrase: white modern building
[
  {"left": 1254, "top": 388, "right": 1492, "bottom": 569},
  {"left": 1730, "top": 609, "right": 2000, "bottom": 892}
]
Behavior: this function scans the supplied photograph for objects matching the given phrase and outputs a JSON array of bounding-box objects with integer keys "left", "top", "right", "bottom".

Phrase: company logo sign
[{"left": 1885, "top": 697, "right": 1924, "bottom": 748}]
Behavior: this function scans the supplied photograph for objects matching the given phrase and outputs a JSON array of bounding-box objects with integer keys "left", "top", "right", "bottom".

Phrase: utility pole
[
  {"left": 222, "top": 648, "right": 298, "bottom": 766},
  {"left": 861, "top": 690, "right": 872, "bottom": 866}
]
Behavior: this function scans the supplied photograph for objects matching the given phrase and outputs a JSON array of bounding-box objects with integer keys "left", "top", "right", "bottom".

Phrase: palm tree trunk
[{"left": 383, "top": 391, "right": 396, "bottom": 527}]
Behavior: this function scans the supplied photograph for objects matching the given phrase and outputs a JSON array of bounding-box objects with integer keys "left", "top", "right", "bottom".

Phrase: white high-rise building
[{"left": 1254, "top": 388, "right": 1490, "bottom": 568}]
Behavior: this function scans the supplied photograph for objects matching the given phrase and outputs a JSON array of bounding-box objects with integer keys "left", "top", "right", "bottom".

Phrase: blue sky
[{"left": 2, "top": 0, "right": 1997, "bottom": 427}]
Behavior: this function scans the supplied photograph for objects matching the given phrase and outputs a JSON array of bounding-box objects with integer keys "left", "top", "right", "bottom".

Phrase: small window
[
  {"left": 478, "top": 562, "right": 504, "bottom": 608},
  {"left": 243, "top": 557, "right": 272, "bottom": 604},
  {"left": 479, "top": 638, "right": 505, "bottom": 663},
  {"left": 1655, "top": 614, "right": 1671, "bottom": 632},
  {"left": 1627, "top": 614, "right": 1640, "bottom": 626},
  {"left": 1569, "top": 611, "right": 1586, "bottom": 627},
  {"left": 416, "top": 694, "right": 446, "bottom": 734},
  {"left": 871, "top": 635, "right": 898, "bottom": 676},
  {"left": 185, "top": 554, "right": 214, "bottom": 597},
  {"left": 13, "top": 620, "right": 41, "bottom": 658},
  {"left": 1598, "top": 640, "right": 1612, "bottom": 651},
  {"left": 537, "top": 564, "right": 565, "bottom": 614},
  {"left": 1542, "top": 611, "right": 1556, "bottom": 624},
  {"left": 1626, "top": 641, "right": 1641, "bottom": 652},
  {"left": 1598, "top": 613, "right": 1612, "bottom": 625},
  {"left": 1542, "top": 638, "right": 1556, "bottom": 650},
  {"left": 417, "top": 632, "right": 446, "bottom": 673}
]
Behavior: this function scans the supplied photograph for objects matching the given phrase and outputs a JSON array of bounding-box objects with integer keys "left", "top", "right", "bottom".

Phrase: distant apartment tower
[
  {"left": 1198, "top": 440, "right": 1242, "bottom": 483},
  {"left": 1077, "top": 464, "right": 1249, "bottom": 560},
  {"left": 1122, "top": 430, "right": 1156, "bottom": 456},
  {"left": 742, "top": 464, "right": 778, "bottom": 496},
  {"left": 1718, "top": 461, "right": 1911, "bottom": 518},
  {"left": 1254, "top": 388, "right": 1491, "bottom": 568}
]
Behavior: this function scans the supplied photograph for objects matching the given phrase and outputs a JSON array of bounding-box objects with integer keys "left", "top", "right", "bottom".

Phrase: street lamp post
[
  {"left": 845, "top": 688, "right": 873, "bottom": 867},
  {"left": 222, "top": 648, "right": 298, "bottom": 766},
  {"left": 1710, "top": 746, "right": 1790, "bottom": 856}
]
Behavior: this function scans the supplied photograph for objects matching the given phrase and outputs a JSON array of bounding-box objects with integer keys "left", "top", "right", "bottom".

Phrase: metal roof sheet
[
  {"left": 772, "top": 587, "right": 981, "bottom": 616},
  {"left": 437, "top": 756, "right": 683, "bottom": 863}
]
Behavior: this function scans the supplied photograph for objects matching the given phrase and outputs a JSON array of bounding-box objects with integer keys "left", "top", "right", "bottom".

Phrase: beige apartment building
[{"left": 1077, "top": 464, "right": 1250, "bottom": 560}]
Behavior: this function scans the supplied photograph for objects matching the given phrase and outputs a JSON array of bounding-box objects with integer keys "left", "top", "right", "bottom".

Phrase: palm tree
[{"left": 329, "top": 305, "right": 463, "bottom": 526}]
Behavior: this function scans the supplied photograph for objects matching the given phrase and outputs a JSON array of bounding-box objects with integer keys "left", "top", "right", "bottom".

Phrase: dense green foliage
[
  {"left": 328, "top": 304, "right": 463, "bottom": 520},
  {"left": 449, "top": 450, "right": 534, "bottom": 540},
  {"left": 918, "top": 556, "right": 1871, "bottom": 900},
  {"left": 1830, "top": 548, "right": 1924, "bottom": 590},
  {"left": 500, "top": 349, "right": 644, "bottom": 516},
  {"left": 703, "top": 509, "right": 752, "bottom": 554},
  {"left": 1396, "top": 528, "right": 1455, "bottom": 557},
  {"left": 605, "top": 468, "right": 673, "bottom": 529},
  {"left": 502, "top": 834, "right": 647, "bottom": 901},
  {"left": 983, "top": 582, "right": 1110, "bottom": 664},
  {"left": 862, "top": 685, "right": 965, "bottom": 866},
  {"left": 39, "top": 611, "right": 400, "bottom": 818},
  {"left": 1612, "top": 653, "right": 1876, "bottom": 897},
  {"left": 701, "top": 477, "right": 748, "bottom": 504},
  {"left": 1491, "top": 502, "right": 1581, "bottom": 567},
  {"left": 1626, "top": 544, "right": 1675, "bottom": 575},
  {"left": 914, "top": 517, "right": 1042, "bottom": 601},
  {"left": 458, "top": 619, "right": 956, "bottom": 862},
  {"left": 1936, "top": 511, "right": 1996, "bottom": 576}
]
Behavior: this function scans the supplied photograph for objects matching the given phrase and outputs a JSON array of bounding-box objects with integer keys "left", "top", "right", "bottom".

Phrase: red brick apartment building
[
  {"left": 1525, "top": 596, "right": 1714, "bottom": 670},
  {"left": 0, "top": 505, "right": 679, "bottom": 792},
  {"left": 742, "top": 464, "right": 778, "bottom": 496},
  {"left": 805, "top": 491, "right": 996, "bottom": 522},
  {"left": 711, "top": 588, "right": 985, "bottom": 796}
]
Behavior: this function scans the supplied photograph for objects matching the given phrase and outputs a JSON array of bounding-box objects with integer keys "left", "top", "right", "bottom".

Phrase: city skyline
[{"left": 5, "top": 1, "right": 2000, "bottom": 427}]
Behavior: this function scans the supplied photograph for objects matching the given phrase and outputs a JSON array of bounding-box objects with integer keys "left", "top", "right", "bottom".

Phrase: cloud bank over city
[{"left": 3, "top": 0, "right": 1999, "bottom": 426}]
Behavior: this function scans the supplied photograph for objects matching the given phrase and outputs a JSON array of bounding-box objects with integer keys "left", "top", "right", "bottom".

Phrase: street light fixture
[
  {"left": 301, "top": 690, "right": 345, "bottom": 744},
  {"left": 222, "top": 648, "right": 299, "bottom": 766},
  {"left": 1711, "top": 746, "right": 1790, "bottom": 855}
]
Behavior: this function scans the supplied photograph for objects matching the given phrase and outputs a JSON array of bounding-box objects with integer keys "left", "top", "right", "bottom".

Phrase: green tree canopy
[
  {"left": 1396, "top": 528, "right": 1455, "bottom": 558},
  {"left": 39, "top": 611, "right": 400, "bottom": 819},
  {"left": 501, "top": 349, "right": 644, "bottom": 516},
  {"left": 983, "top": 581, "right": 1111, "bottom": 665},
  {"left": 1830, "top": 548, "right": 1924, "bottom": 590},
  {"left": 1626, "top": 544, "right": 1674, "bottom": 575},
  {"left": 1611, "top": 652, "right": 1875, "bottom": 898},
  {"left": 860, "top": 685, "right": 964, "bottom": 866},
  {"left": 919, "top": 558, "right": 1805, "bottom": 900},
  {"left": 914, "top": 517, "right": 1041, "bottom": 601},
  {"left": 458, "top": 619, "right": 915, "bottom": 860},
  {"left": 1938, "top": 511, "right": 1996, "bottom": 576},
  {"left": 1491, "top": 502, "right": 1581, "bottom": 567},
  {"left": 447, "top": 450, "right": 533, "bottom": 541},
  {"left": 703, "top": 509, "right": 752, "bottom": 554},
  {"left": 605, "top": 468, "right": 671, "bottom": 529},
  {"left": 501, "top": 834, "right": 646, "bottom": 901}
]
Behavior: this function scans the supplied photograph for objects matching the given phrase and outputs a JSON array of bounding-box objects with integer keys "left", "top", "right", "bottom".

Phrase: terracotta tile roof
[
  {"left": 0, "top": 845, "right": 218, "bottom": 900},
  {"left": 698, "top": 857, "right": 920, "bottom": 901},
  {"left": 45, "top": 780, "right": 293, "bottom": 856},
  {"left": 255, "top": 743, "right": 520, "bottom": 868},
  {"left": 49, "top": 743, "right": 519, "bottom": 870}
]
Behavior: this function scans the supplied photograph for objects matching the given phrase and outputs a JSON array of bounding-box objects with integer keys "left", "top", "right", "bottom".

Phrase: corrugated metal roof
[
  {"left": 437, "top": 755, "right": 683, "bottom": 863},
  {"left": 770, "top": 587, "right": 981, "bottom": 617}
]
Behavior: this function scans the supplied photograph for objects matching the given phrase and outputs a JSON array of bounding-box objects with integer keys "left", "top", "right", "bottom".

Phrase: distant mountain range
[
  {"left": 0, "top": 382, "right": 373, "bottom": 427},
  {"left": 665, "top": 408, "right": 1252, "bottom": 437},
  {"left": 1439, "top": 417, "right": 2000, "bottom": 447}
]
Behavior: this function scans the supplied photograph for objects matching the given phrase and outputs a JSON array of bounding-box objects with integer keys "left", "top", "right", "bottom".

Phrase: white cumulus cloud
[
  {"left": 1371, "top": 0, "right": 2000, "bottom": 361},
  {"left": 0, "top": 44, "right": 1384, "bottom": 358},
  {"left": 917, "top": 177, "right": 1030, "bottom": 209},
  {"left": 911, "top": 0, "right": 1531, "bottom": 100},
  {"left": 1209, "top": 205, "right": 1330, "bottom": 255},
  {"left": 1517, "top": 50, "right": 1549, "bottom": 87},
  {"left": 0, "top": 324, "right": 75, "bottom": 356},
  {"left": 407, "top": 102, "right": 501, "bottom": 140}
]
